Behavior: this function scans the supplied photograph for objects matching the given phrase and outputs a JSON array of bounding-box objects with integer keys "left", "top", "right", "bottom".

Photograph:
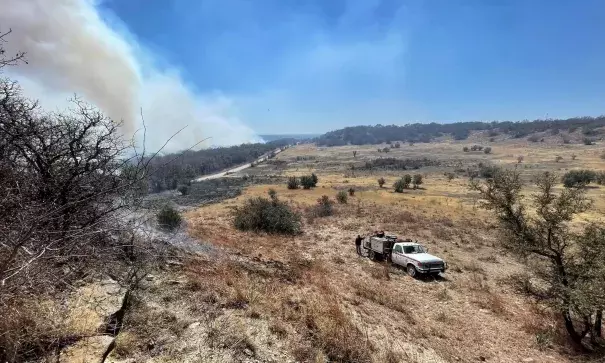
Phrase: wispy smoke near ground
[{"left": 0, "top": 0, "right": 261, "bottom": 152}]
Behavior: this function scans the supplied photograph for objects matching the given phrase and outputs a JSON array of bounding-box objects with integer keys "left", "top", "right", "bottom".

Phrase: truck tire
[
  {"left": 407, "top": 264, "right": 417, "bottom": 277},
  {"left": 369, "top": 250, "right": 375, "bottom": 260}
]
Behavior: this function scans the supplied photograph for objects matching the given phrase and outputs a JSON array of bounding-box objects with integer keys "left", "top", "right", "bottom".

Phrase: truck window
[
  {"left": 394, "top": 245, "right": 402, "bottom": 253},
  {"left": 404, "top": 246, "right": 414, "bottom": 253}
]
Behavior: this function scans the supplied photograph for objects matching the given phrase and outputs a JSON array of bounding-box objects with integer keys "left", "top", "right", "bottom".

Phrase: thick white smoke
[{"left": 0, "top": 0, "right": 261, "bottom": 152}]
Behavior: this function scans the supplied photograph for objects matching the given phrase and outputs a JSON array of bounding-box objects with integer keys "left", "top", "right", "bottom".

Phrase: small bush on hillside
[
  {"left": 571, "top": 154, "right": 577, "bottom": 160},
  {"left": 287, "top": 177, "right": 300, "bottom": 189},
  {"left": 484, "top": 147, "right": 492, "bottom": 154},
  {"left": 528, "top": 135, "right": 540, "bottom": 143},
  {"left": 336, "top": 191, "right": 348, "bottom": 204},
  {"left": 348, "top": 187, "right": 355, "bottom": 196},
  {"left": 157, "top": 206, "right": 182, "bottom": 231},
  {"left": 393, "top": 179, "right": 405, "bottom": 193},
  {"left": 595, "top": 172, "right": 605, "bottom": 185},
  {"left": 517, "top": 155, "right": 524, "bottom": 164},
  {"left": 412, "top": 174, "right": 423, "bottom": 189},
  {"left": 233, "top": 191, "right": 301, "bottom": 234},
  {"left": 445, "top": 172, "right": 456, "bottom": 181},
  {"left": 562, "top": 170, "right": 596, "bottom": 188},
  {"left": 583, "top": 137, "right": 595, "bottom": 145},
  {"left": 311, "top": 173, "right": 318, "bottom": 186},
  {"left": 300, "top": 175, "right": 315, "bottom": 189},
  {"left": 177, "top": 185, "right": 189, "bottom": 195},
  {"left": 382, "top": 147, "right": 390, "bottom": 153},
  {"left": 378, "top": 177, "right": 386, "bottom": 188},
  {"left": 403, "top": 174, "right": 412, "bottom": 188},
  {"left": 314, "top": 195, "right": 335, "bottom": 217},
  {"left": 394, "top": 142, "right": 401, "bottom": 148},
  {"left": 470, "top": 145, "right": 484, "bottom": 151},
  {"left": 555, "top": 156, "right": 563, "bottom": 162},
  {"left": 463, "top": 146, "right": 469, "bottom": 152}
]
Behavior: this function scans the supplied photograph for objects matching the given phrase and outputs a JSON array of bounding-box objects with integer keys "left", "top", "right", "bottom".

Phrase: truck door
[{"left": 392, "top": 244, "right": 403, "bottom": 265}]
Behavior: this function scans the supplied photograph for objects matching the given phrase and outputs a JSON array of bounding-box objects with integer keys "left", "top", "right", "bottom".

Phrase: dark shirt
[{"left": 355, "top": 237, "right": 362, "bottom": 246}]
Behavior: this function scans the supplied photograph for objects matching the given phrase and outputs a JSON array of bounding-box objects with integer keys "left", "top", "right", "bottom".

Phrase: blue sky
[{"left": 100, "top": 0, "right": 605, "bottom": 134}]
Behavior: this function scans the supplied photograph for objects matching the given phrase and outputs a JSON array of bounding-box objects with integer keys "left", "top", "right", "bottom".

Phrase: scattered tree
[
  {"left": 403, "top": 174, "right": 412, "bottom": 189},
  {"left": 287, "top": 176, "right": 300, "bottom": 189},
  {"left": 353, "top": 150, "right": 357, "bottom": 158},
  {"left": 484, "top": 147, "right": 492, "bottom": 154},
  {"left": 517, "top": 155, "right": 524, "bottom": 164},
  {"left": 348, "top": 187, "right": 355, "bottom": 196},
  {"left": 300, "top": 175, "right": 317, "bottom": 189},
  {"left": 556, "top": 155, "right": 563, "bottom": 163},
  {"left": 445, "top": 172, "right": 456, "bottom": 182},
  {"left": 336, "top": 191, "right": 348, "bottom": 204},
  {"left": 528, "top": 135, "right": 540, "bottom": 142},
  {"left": 412, "top": 174, "right": 423, "bottom": 189},
  {"left": 471, "top": 170, "right": 605, "bottom": 348},
  {"left": 382, "top": 147, "right": 390, "bottom": 153},
  {"left": 393, "top": 178, "right": 406, "bottom": 193},
  {"left": 378, "top": 177, "right": 386, "bottom": 188},
  {"left": 311, "top": 173, "right": 318, "bottom": 186},
  {"left": 562, "top": 170, "right": 596, "bottom": 188},
  {"left": 463, "top": 146, "right": 469, "bottom": 152},
  {"left": 584, "top": 137, "right": 595, "bottom": 145},
  {"left": 571, "top": 154, "right": 577, "bottom": 160},
  {"left": 394, "top": 142, "right": 401, "bottom": 148}
]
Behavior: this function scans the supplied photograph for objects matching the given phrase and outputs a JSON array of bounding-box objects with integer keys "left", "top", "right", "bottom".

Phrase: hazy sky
[{"left": 100, "top": 0, "right": 604, "bottom": 134}]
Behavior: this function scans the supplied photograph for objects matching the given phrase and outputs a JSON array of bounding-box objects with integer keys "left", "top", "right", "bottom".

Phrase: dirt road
[{"left": 193, "top": 147, "right": 283, "bottom": 182}]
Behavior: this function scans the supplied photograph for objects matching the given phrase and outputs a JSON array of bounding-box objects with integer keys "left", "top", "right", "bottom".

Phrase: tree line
[
  {"left": 315, "top": 116, "right": 605, "bottom": 146},
  {"left": 146, "top": 140, "right": 291, "bottom": 193}
]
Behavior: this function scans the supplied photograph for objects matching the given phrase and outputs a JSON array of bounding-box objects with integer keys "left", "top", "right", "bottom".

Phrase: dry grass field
[{"left": 107, "top": 136, "right": 605, "bottom": 363}]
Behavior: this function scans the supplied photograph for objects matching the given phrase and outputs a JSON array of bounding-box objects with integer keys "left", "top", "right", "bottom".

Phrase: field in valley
[{"left": 108, "top": 135, "right": 605, "bottom": 363}]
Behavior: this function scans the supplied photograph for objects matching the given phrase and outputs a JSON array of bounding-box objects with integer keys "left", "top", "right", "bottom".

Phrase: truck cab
[{"left": 391, "top": 242, "right": 447, "bottom": 277}]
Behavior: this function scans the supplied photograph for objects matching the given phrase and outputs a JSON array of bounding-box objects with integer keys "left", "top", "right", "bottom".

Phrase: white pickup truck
[
  {"left": 391, "top": 241, "right": 447, "bottom": 277},
  {"left": 363, "top": 236, "right": 447, "bottom": 277}
]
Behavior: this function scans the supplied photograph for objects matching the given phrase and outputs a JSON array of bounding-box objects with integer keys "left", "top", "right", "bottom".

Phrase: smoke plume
[{"left": 0, "top": 0, "right": 260, "bottom": 152}]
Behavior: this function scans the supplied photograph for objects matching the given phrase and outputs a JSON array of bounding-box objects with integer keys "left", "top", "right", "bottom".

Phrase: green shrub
[
  {"left": 300, "top": 175, "right": 315, "bottom": 189},
  {"left": 311, "top": 173, "right": 318, "bottom": 186},
  {"left": 157, "top": 206, "right": 182, "bottom": 231},
  {"left": 412, "top": 174, "right": 423, "bottom": 189},
  {"left": 336, "top": 191, "right": 348, "bottom": 204},
  {"left": 394, "top": 142, "right": 401, "bottom": 148},
  {"left": 403, "top": 174, "right": 412, "bottom": 188},
  {"left": 463, "top": 146, "right": 469, "bottom": 152},
  {"left": 393, "top": 178, "right": 406, "bottom": 193},
  {"left": 314, "top": 195, "right": 334, "bottom": 217},
  {"left": 348, "top": 187, "right": 355, "bottom": 196},
  {"left": 583, "top": 137, "right": 595, "bottom": 145},
  {"left": 177, "top": 185, "right": 189, "bottom": 195},
  {"left": 562, "top": 170, "right": 596, "bottom": 188},
  {"left": 233, "top": 191, "right": 301, "bottom": 234},
  {"left": 595, "top": 172, "right": 605, "bottom": 185},
  {"left": 483, "top": 147, "right": 492, "bottom": 154},
  {"left": 377, "top": 177, "right": 386, "bottom": 188},
  {"left": 555, "top": 156, "right": 563, "bottom": 162},
  {"left": 287, "top": 177, "right": 300, "bottom": 189}
]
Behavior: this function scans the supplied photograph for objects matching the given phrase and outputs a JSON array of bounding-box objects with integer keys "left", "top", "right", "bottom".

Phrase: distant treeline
[
  {"left": 315, "top": 116, "right": 605, "bottom": 146},
  {"left": 146, "top": 139, "right": 292, "bottom": 192}
]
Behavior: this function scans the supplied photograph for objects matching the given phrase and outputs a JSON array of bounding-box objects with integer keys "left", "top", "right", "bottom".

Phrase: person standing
[{"left": 355, "top": 235, "right": 363, "bottom": 255}]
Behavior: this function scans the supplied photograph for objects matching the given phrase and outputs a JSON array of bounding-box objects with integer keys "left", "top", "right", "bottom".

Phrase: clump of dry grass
[
  {"left": 304, "top": 296, "right": 373, "bottom": 363},
  {"left": 474, "top": 291, "right": 507, "bottom": 315},
  {"left": 352, "top": 281, "right": 413, "bottom": 322},
  {"left": 206, "top": 320, "right": 257, "bottom": 358},
  {"left": 364, "top": 263, "right": 391, "bottom": 281},
  {"left": 0, "top": 297, "right": 69, "bottom": 363}
]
